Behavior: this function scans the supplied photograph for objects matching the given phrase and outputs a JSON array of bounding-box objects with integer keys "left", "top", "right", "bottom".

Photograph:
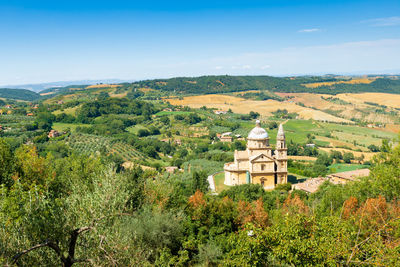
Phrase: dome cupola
[{"left": 248, "top": 120, "right": 269, "bottom": 140}]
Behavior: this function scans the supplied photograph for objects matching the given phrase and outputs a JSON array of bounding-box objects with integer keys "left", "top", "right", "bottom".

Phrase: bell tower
[{"left": 275, "top": 124, "right": 287, "bottom": 184}]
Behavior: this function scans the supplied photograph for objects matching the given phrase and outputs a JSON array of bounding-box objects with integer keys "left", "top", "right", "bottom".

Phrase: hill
[
  {"left": 0, "top": 88, "right": 40, "bottom": 101},
  {"left": 39, "top": 75, "right": 400, "bottom": 98},
  {"left": 3, "top": 79, "right": 132, "bottom": 92}
]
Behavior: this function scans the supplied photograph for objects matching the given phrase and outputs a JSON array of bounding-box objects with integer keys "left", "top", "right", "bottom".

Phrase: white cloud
[
  {"left": 298, "top": 28, "right": 321, "bottom": 33},
  {"left": 242, "top": 65, "right": 251, "bottom": 69},
  {"left": 260, "top": 65, "right": 271, "bottom": 69},
  {"left": 362, "top": 16, "right": 400, "bottom": 27},
  {"left": 214, "top": 66, "right": 223, "bottom": 70}
]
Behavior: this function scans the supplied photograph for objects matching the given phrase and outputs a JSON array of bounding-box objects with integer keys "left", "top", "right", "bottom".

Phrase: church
[{"left": 224, "top": 120, "right": 288, "bottom": 190}]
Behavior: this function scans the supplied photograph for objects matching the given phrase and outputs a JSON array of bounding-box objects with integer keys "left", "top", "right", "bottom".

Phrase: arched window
[
  {"left": 261, "top": 164, "right": 265, "bottom": 171},
  {"left": 261, "top": 178, "right": 265, "bottom": 187}
]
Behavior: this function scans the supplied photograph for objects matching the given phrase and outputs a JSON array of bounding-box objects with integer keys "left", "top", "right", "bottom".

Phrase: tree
[
  {"left": 249, "top": 111, "right": 260, "bottom": 119},
  {"left": 35, "top": 111, "right": 56, "bottom": 131},
  {"left": 343, "top": 152, "right": 354, "bottom": 163},
  {"left": 0, "top": 139, "right": 15, "bottom": 187}
]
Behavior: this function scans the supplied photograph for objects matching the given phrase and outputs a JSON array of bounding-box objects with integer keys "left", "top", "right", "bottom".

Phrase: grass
[
  {"left": 155, "top": 111, "right": 193, "bottom": 117},
  {"left": 214, "top": 172, "right": 229, "bottom": 193},
  {"left": 328, "top": 163, "right": 368, "bottom": 174},
  {"left": 126, "top": 124, "right": 148, "bottom": 134},
  {"left": 53, "top": 122, "right": 90, "bottom": 132},
  {"left": 53, "top": 106, "right": 79, "bottom": 116}
]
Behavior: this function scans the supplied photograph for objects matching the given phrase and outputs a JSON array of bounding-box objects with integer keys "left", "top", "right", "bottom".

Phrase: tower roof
[
  {"left": 277, "top": 123, "right": 285, "bottom": 139},
  {"left": 248, "top": 120, "right": 269, "bottom": 139}
]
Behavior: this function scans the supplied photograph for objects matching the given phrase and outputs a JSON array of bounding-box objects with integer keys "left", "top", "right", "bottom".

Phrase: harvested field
[
  {"left": 275, "top": 93, "right": 337, "bottom": 110},
  {"left": 319, "top": 147, "right": 377, "bottom": 161},
  {"left": 86, "top": 84, "right": 121, "bottom": 89},
  {"left": 288, "top": 156, "right": 317, "bottom": 161},
  {"left": 40, "top": 92, "right": 55, "bottom": 96},
  {"left": 384, "top": 124, "right": 400, "bottom": 133},
  {"left": 167, "top": 94, "right": 352, "bottom": 123},
  {"left": 303, "top": 78, "right": 374, "bottom": 88},
  {"left": 336, "top": 93, "right": 400, "bottom": 109},
  {"left": 315, "top": 136, "right": 360, "bottom": 150}
]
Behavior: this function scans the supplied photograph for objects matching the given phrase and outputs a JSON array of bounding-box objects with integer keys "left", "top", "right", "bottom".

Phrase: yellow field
[
  {"left": 275, "top": 92, "right": 338, "bottom": 110},
  {"left": 86, "top": 84, "right": 121, "bottom": 89},
  {"left": 39, "top": 92, "right": 55, "bottom": 96},
  {"left": 319, "top": 147, "right": 376, "bottom": 161},
  {"left": 167, "top": 94, "right": 352, "bottom": 123},
  {"left": 336, "top": 93, "right": 400, "bottom": 109},
  {"left": 288, "top": 155, "right": 317, "bottom": 161},
  {"left": 303, "top": 78, "right": 374, "bottom": 88},
  {"left": 316, "top": 136, "right": 360, "bottom": 151}
]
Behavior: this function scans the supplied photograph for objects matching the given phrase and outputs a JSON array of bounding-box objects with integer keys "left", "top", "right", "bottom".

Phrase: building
[
  {"left": 328, "top": 169, "right": 370, "bottom": 184},
  {"left": 48, "top": 130, "right": 61, "bottom": 138},
  {"left": 219, "top": 132, "right": 233, "bottom": 142},
  {"left": 224, "top": 120, "right": 288, "bottom": 190},
  {"left": 293, "top": 177, "right": 328, "bottom": 193},
  {"left": 165, "top": 166, "right": 179, "bottom": 173},
  {"left": 214, "top": 110, "right": 227, "bottom": 115}
]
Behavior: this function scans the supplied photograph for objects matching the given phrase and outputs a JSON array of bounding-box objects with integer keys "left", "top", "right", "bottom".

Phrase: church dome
[{"left": 248, "top": 120, "right": 269, "bottom": 139}]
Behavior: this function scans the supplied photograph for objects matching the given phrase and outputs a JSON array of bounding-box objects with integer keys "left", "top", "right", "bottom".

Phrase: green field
[
  {"left": 328, "top": 163, "right": 369, "bottom": 173},
  {"left": 214, "top": 172, "right": 229, "bottom": 193},
  {"left": 126, "top": 124, "right": 148, "bottom": 134},
  {"left": 53, "top": 106, "right": 79, "bottom": 116},
  {"left": 53, "top": 122, "right": 91, "bottom": 132},
  {"left": 155, "top": 110, "right": 193, "bottom": 116}
]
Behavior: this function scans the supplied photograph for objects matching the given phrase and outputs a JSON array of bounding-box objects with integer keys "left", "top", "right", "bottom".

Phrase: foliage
[{"left": 0, "top": 88, "right": 40, "bottom": 101}]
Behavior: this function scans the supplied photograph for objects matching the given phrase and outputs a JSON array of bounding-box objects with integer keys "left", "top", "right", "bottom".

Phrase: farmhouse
[
  {"left": 214, "top": 110, "right": 227, "bottom": 115},
  {"left": 293, "top": 177, "right": 327, "bottom": 193},
  {"left": 328, "top": 169, "right": 370, "bottom": 184},
  {"left": 224, "top": 121, "right": 288, "bottom": 190},
  {"left": 48, "top": 130, "right": 61, "bottom": 138},
  {"left": 219, "top": 132, "right": 233, "bottom": 142}
]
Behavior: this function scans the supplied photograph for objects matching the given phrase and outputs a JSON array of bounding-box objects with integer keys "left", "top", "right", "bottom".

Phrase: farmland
[
  {"left": 167, "top": 94, "right": 352, "bottom": 123},
  {"left": 302, "top": 77, "right": 374, "bottom": 88}
]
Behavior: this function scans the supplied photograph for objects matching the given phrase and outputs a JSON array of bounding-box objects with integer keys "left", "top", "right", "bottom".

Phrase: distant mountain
[
  {"left": 0, "top": 88, "right": 40, "bottom": 101},
  {"left": 1, "top": 79, "right": 134, "bottom": 92}
]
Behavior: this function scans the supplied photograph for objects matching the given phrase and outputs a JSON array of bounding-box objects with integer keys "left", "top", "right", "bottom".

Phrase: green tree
[{"left": 0, "top": 139, "right": 15, "bottom": 187}]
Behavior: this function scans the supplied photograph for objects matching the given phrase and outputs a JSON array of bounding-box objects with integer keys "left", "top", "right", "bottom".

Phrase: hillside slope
[{"left": 0, "top": 88, "right": 40, "bottom": 101}]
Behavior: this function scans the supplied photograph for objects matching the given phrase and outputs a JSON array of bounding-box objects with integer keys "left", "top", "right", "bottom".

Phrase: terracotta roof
[
  {"left": 328, "top": 168, "right": 370, "bottom": 181},
  {"left": 293, "top": 177, "right": 327, "bottom": 193}
]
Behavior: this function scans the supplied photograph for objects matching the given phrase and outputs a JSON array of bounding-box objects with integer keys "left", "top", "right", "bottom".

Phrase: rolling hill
[{"left": 0, "top": 88, "right": 41, "bottom": 101}]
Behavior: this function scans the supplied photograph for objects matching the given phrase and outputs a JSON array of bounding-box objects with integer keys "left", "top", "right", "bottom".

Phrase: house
[
  {"left": 219, "top": 132, "right": 233, "bottom": 143},
  {"left": 174, "top": 139, "right": 182, "bottom": 145},
  {"left": 327, "top": 169, "right": 370, "bottom": 184},
  {"left": 26, "top": 113, "right": 34, "bottom": 116},
  {"left": 293, "top": 177, "right": 328, "bottom": 193},
  {"left": 165, "top": 166, "right": 179, "bottom": 173},
  {"left": 224, "top": 121, "right": 288, "bottom": 190},
  {"left": 214, "top": 110, "right": 227, "bottom": 115},
  {"left": 48, "top": 130, "right": 61, "bottom": 138},
  {"left": 5, "top": 105, "right": 12, "bottom": 109},
  {"left": 306, "top": 144, "right": 315, "bottom": 148}
]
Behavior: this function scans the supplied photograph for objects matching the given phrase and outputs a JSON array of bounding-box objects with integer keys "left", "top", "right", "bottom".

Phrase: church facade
[{"left": 224, "top": 120, "right": 287, "bottom": 190}]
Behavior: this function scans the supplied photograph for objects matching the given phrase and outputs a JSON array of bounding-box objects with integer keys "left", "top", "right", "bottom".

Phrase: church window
[
  {"left": 261, "top": 178, "right": 265, "bottom": 187},
  {"left": 261, "top": 164, "right": 265, "bottom": 171}
]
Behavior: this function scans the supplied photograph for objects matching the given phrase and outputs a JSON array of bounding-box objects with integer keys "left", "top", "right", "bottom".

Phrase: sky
[{"left": 0, "top": 0, "right": 399, "bottom": 85}]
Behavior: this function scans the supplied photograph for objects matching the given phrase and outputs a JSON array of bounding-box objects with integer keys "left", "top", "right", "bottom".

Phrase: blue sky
[{"left": 0, "top": 0, "right": 399, "bottom": 85}]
